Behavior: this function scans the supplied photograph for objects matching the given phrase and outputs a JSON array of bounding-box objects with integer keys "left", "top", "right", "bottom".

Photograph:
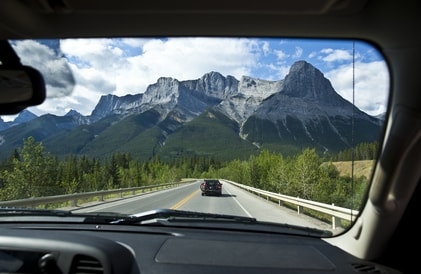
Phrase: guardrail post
[
  {"left": 72, "top": 199, "right": 77, "bottom": 207},
  {"left": 296, "top": 197, "right": 303, "bottom": 214},
  {"left": 29, "top": 197, "right": 36, "bottom": 208},
  {"left": 332, "top": 216, "right": 340, "bottom": 229},
  {"left": 119, "top": 189, "right": 123, "bottom": 198}
]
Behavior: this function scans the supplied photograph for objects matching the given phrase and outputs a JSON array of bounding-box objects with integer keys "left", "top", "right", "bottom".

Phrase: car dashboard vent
[
  {"left": 70, "top": 254, "right": 104, "bottom": 274},
  {"left": 352, "top": 263, "right": 389, "bottom": 273}
]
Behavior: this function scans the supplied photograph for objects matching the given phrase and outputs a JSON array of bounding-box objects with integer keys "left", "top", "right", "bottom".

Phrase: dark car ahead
[{"left": 200, "top": 179, "right": 222, "bottom": 196}]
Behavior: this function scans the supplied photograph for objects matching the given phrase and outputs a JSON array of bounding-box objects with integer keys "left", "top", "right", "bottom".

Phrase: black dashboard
[{"left": 0, "top": 223, "right": 401, "bottom": 274}]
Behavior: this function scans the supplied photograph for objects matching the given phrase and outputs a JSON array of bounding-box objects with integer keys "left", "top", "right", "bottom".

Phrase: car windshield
[{"left": 0, "top": 37, "right": 389, "bottom": 236}]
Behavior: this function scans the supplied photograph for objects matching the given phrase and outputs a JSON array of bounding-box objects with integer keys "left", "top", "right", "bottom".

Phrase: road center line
[{"left": 171, "top": 189, "right": 200, "bottom": 209}]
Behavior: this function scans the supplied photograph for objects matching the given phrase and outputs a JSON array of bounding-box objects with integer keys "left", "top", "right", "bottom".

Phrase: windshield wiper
[
  {"left": 111, "top": 209, "right": 257, "bottom": 225},
  {"left": 0, "top": 207, "right": 131, "bottom": 224},
  {"left": 0, "top": 208, "right": 331, "bottom": 237},
  {"left": 111, "top": 209, "right": 332, "bottom": 237},
  {"left": 0, "top": 207, "right": 72, "bottom": 217}
]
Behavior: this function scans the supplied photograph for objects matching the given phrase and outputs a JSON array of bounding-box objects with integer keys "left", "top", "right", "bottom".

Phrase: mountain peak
[
  {"left": 0, "top": 62, "right": 383, "bottom": 161},
  {"left": 90, "top": 93, "right": 143, "bottom": 121},
  {"left": 156, "top": 77, "right": 178, "bottom": 86},
  {"left": 282, "top": 60, "right": 337, "bottom": 102},
  {"left": 14, "top": 109, "right": 38, "bottom": 124},
  {"left": 202, "top": 71, "right": 224, "bottom": 78},
  {"left": 198, "top": 71, "right": 237, "bottom": 93},
  {"left": 238, "top": 76, "right": 282, "bottom": 98},
  {"left": 289, "top": 60, "right": 319, "bottom": 74},
  {"left": 65, "top": 109, "right": 82, "bottom": 117}
]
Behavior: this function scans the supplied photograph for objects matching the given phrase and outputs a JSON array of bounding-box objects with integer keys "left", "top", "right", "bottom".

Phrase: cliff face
[{"left": 0, "top": 61, "right": 383, "bottom": 160}]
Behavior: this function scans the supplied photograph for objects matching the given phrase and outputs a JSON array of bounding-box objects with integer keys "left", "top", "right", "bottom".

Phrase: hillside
[
  {"left": 0, "top": 61, "right": 384, "bottom": 162},
  {"left": 331, "top": 160, "right": 375, "bottom": 179}
]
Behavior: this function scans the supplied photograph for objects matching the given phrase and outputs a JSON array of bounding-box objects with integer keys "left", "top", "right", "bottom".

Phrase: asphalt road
[{"left": 72, "top": 179, "right": 332, "bottom": 231}]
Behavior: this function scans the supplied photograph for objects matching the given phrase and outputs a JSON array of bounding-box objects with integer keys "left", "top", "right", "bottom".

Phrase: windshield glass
[{"left": 0, "top": 37, "right": 389, "bottom": 236}]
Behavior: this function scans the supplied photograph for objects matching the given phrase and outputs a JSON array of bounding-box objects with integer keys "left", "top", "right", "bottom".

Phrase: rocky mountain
[
  {"left": 0, "top": 60, "right": 384, "bottom": 161},
  {"left": 0, "top": 109, "right": 38, "bottom": 131},
  {"left": 240, "top": 61, "right": 382, "bottom": 154}
]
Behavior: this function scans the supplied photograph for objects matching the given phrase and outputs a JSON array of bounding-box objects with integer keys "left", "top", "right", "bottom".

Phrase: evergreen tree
[{"left": 0, "top": 137, "right": 55, "bottom": 200}]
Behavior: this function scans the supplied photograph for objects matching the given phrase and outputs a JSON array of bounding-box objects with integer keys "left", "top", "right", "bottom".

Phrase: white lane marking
[{"left": 224, "top": 184, "right": 253, "bottom": 218}]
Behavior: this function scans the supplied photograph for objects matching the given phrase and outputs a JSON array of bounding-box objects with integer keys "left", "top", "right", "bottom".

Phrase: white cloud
[
  {"left": 62, "top": 37, "right": 261, "bottom": 96},
  {"left": 261, "top": 41, "right": 271, "bottom": 56},
  {"left": 274, "top": 49, "right": 288, "bottom": 60},
  {"left": 292, "top": 46, "right": 303, "bottom": 58},
  {"left": 20, "top": 38, "right": 263, "bottom": 116},
  {"left": 325, "top": 61, "right": 389, "bottom": 115},
  {"left": 320, "top": 48, "right": 353, "bottom": 62},
  {"left": 1, "top": 38, "right": 390, "bottom": 121},
  {"left": 11, "top": 40, "right": 75, "bottom": 98}
]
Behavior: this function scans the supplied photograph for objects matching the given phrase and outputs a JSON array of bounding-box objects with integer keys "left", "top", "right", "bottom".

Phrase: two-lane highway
[{"left": 72, "top": 180, "right": 331, "bottom": 230}]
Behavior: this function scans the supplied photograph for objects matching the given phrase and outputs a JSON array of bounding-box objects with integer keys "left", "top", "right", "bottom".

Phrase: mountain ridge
[{"left": 0, "top": 60, "right": 384, "bottom": 161}]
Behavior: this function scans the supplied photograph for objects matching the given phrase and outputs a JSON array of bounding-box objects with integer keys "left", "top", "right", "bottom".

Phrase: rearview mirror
[{"left": 0, "top": 65, "right": 46, "bottom": 114}]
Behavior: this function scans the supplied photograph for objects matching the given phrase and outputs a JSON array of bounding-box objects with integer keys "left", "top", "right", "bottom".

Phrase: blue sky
[{"left": 2, "top": 37, "right": 389, "bottom": 121}]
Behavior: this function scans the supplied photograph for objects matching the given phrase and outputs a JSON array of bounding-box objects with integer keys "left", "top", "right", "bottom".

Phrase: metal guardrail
[
  {"left": 223, "top": 179, "right": 359, "bottom": 229},
  {"left": 0, "top": 181, "right": 188, "bottom": 209},
  {"left": 0, "top": 178, "right": 356, "bottom": 229}
]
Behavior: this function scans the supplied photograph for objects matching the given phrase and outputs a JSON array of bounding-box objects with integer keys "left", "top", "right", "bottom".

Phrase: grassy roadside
[{"left": 331, "top": 160, "right": 375, "bottom": 179}]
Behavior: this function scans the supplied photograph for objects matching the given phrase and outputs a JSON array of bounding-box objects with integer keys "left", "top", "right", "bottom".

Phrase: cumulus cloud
[
  {"left": 11, "top": 40, "right": 75, "bottom": 98},
  {"left": 320, "top": 48, "right": 353, "bottom": 62},
  {"left": 325, "top": 61, "right": 389, "bottom": 115},
  {"left": 292, "top": 46, "right": 303, "bottom": 58},
  {"left": 1, "top": 37, "right": 389, "bottom": 121}
]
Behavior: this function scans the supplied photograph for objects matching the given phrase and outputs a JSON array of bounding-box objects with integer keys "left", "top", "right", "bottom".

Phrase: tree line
[{"left": 0, "top": 136, "right": 377, "bottom": 210}]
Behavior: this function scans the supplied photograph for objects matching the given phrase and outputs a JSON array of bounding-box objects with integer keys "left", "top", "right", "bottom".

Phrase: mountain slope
[
  {"left": 241, "top": 61, "right": 382, "bottom": 155},
  {"left": 0, "top": 61, "right": 384, "bottom": 161},
  {"left": 157, "top": 109, "right": 258, "bottom": 161}
]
